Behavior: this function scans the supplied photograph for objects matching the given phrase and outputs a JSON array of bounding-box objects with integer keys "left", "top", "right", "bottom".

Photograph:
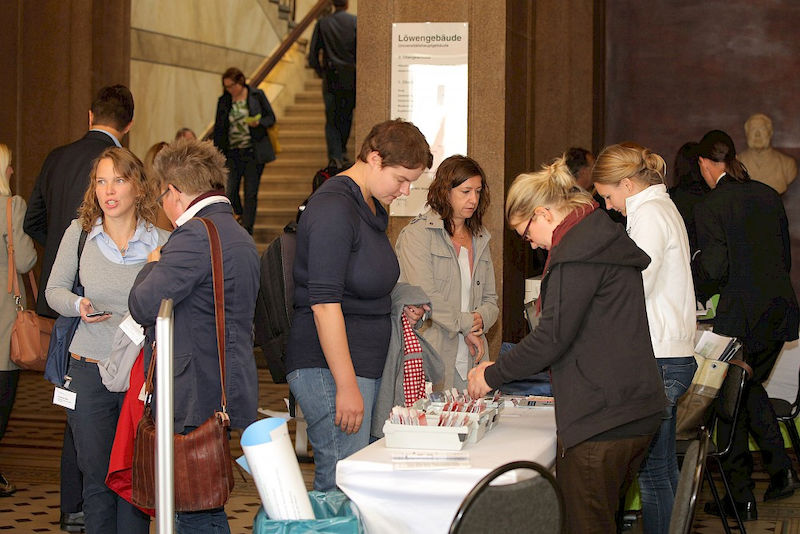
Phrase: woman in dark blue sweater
[{"left": 286, "top": 119, "right": 432, "bottom": 491}]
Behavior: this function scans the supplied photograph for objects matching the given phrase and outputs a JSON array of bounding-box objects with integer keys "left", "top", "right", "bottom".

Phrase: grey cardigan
[
  {"left": 395, "top": 209, "right": 499, "bottom": 390},
  {"left": 371, "top": 283, "right": 443, "bottom": 439}
]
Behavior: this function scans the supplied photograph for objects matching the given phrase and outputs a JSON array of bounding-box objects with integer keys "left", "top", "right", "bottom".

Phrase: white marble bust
[{"left": 738, "top": 113, "right": 797, "bottom": 194}]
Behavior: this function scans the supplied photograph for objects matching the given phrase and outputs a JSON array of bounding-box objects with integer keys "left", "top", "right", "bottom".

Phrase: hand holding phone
[{"left": 86, "top": 310, "right": 111, "bottom": 318}]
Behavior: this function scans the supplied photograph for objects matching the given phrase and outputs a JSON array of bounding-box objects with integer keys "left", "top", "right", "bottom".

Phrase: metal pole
[{"left": 156, "top": 299, "right": 175, "bottom": 534}]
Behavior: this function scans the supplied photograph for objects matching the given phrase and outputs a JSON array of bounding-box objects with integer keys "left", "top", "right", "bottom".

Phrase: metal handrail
[
  {"left": 155, "top": 299, "right": 175, "bottom": 534},
  {"left": 201, "top": 0, "right": 330, "bottom": 140}
]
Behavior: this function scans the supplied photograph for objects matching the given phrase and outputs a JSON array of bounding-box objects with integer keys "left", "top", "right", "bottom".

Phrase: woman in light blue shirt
[{"left": 46, "top": 147, "right": 169, "bottom": 534}]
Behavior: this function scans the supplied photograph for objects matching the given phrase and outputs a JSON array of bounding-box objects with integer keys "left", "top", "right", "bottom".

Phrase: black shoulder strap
[{"left": 75, "top": 229, "right": 87, "bottom": 287}]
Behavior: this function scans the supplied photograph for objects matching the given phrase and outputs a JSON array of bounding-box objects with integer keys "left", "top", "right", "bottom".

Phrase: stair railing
[{"left": 201, "top": 0, "right": 330, "bottom": 140}]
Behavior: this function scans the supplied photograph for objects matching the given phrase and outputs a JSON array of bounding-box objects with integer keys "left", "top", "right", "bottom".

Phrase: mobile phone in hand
[{"left": 86, "top": 310, "right": 111, "bottom": 318}]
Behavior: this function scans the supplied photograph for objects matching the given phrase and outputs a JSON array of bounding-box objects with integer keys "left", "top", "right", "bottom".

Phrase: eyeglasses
[
  {"left": 157, "top": 184, "right": 181, "bottom": 205},
  {"left": 521, "top": 216, "right": 534, "bottom": 243}
]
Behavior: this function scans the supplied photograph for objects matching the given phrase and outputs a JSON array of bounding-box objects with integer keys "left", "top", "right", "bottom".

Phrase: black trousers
[
  {"left": 0, "top": 370, "right": 19, "bottom": 441},
  {"left": 322, "top": 69, "right": 355, "bottom": 163},
  {"left": 225, "top": 147, "right": 264, "bottom": 234},
  {"left": 717, "top": 338, "right": 792, "bottom": 502}
]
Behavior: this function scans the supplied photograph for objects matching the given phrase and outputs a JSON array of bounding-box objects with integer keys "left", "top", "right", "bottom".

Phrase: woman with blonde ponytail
[
  {"left": 593, "top": 142, "right": 697, "bottom": 534},
  {"left": 468, "top": 156, "right": 665, "bottom": 533}
]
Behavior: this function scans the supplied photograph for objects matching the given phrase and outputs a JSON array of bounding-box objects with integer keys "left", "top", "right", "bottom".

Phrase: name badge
[{"left": 53, "top": 387, "right": 77, "bottom": 410}]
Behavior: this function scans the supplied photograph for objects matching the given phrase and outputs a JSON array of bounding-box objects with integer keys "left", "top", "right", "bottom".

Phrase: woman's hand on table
[
  {"left": 403, "top": 304, "right": 430, "bottom": 327},
  {"left": 466, "top": 332, "right": 485, "bottom": 363},
  {"left": 335, "top": 383, "right": 364, "bottom": 434},
  {"left": 468, "top": 361, "right": 494, "bottom": 398}
]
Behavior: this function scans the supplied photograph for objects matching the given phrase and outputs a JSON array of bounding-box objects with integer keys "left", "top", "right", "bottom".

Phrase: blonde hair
[
  {"left": 0, "top": 144, "right": 11, "bottom": 196},
  {"left": 592, "top": 142, "right": 666, "bottom": 187},
  {"left": 506, "top": 155, "right": 594, "bottom": 225},
  {"left": 77, "top": 147, "right": 159, "bottom": 232}
]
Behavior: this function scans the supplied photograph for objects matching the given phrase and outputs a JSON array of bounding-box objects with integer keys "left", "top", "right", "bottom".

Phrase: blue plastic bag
[{"left": 253, "top": 490, "right": 362, "bottom": 534}]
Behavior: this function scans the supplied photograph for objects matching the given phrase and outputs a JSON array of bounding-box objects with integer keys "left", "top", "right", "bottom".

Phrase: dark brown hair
[
  {"left": 78, "top": 147, "right": 158, "bottom": 232},
  {"left": 90, "top": 85, "right": 134, "bottom": 131},
  {"left": 427, "top": 155, "right": 489, "bottom": 236},
  {"left": 221, "top": 67, "right": 246, "bottom": 88},
  {"left": 357, "top": 119, "right": 433, "bottom": 170},
  {"left": 697, "top": 129, "right": 749, "bottom": 182}
]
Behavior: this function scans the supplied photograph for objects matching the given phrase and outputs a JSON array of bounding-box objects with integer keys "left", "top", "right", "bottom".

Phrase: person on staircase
[
  {"left": 212, "top": 67, "right": 276, "bottom": 235},
  {"left": 309, "top": 0, "right": 356, "bottom": 168}
]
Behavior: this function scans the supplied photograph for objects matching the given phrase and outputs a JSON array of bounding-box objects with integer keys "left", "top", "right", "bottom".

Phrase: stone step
[
  {"left": 285, "top": 102, "right": 325, "bottom": 113},
  {"left": 278, "top": 118, "right": 327, "bottom": 131},
  {"left": 304, "top": 78, "right": 322, "bottom": 91},
  {"left": 254, "top": 207, "right": 299, "bottom": 226},
  {"left": 278, "top": 141, "right": 328, "bottom": 154},
  {"left": 295, "top": 91, "right": 321, "bottom": 103},
  {"left": 257, "top": 191, "right": 308, "bottom": 208}
]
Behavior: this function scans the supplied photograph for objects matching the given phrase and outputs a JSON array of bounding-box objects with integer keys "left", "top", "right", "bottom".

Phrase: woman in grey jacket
[{"left": 395, "top": 155, "right": 498, "bottom": 391}]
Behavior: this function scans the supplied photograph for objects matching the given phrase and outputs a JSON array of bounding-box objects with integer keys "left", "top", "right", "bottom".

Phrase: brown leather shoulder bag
[{"left": 131, "top": 217, "right": 234, "bottom": 511}]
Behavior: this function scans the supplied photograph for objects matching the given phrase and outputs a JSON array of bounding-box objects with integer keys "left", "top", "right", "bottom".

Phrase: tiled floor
[
  {"left": 2, "top": 368, "right": 800, "bottom": 533},
  {"left": 0, "top": 368, "right": 314, "bottom": 533}
]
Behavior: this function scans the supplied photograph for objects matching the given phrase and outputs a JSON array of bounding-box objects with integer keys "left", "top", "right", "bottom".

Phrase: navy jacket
[
  {"left": 212, "top": 85, "right": 276, "bottom": 165},
  {"left": 24, "top": 130, "right": 117, "bottom": 317},
  {"left": 129, "top": 202, "right": 260, "bottom": 430}
]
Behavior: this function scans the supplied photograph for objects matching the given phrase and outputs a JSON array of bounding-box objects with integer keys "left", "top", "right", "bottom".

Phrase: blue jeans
[
  {"left": 638, "top": 356, "right": 697, "bottom": 534},
  {"left": 176, "top": 507, "right": 229, "bottom": 534},
  {"left": 66, "top": 358, "right": 150, "bottom": 534},
  {"left": 288, "top": 368, "right": 380, "bottom": 491}
]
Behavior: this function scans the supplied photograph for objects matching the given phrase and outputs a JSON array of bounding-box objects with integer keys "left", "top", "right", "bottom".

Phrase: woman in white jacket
[
  {"left": 593, "top": 142, "right": 697, "bottom": 534},
  {"left": 395, "top": 155, "right": 498, "bottom": 391}
]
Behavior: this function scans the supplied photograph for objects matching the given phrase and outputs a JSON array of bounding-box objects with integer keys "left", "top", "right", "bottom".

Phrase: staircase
[{"left": 253, "top": 74, "right": 328, "bottom": 250}]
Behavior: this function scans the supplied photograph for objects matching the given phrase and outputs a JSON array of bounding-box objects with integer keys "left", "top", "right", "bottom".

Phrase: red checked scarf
[
  {"left": 401, "top": 314, "right": 426, "bottom": 406},
  {"left": 536, "top": 201, "right": 598, "bottom": 315}
]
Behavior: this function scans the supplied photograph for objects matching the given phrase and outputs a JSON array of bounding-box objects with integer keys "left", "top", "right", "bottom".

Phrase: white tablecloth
[{"left": 336, "top": 406, "right": 557, "bottom": 534}]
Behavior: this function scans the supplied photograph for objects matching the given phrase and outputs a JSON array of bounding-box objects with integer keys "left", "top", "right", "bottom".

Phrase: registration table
[{"left": 336, "top": 406, "right": 557, "bottom": 534}]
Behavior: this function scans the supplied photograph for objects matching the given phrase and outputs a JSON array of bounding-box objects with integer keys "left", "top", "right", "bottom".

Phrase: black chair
[
  {"left": 677, "top": 361, "right": 749, "bottom": 534},
  {"left": 449, "top": 460, "right": 565, "bottom": 534},
  {"left": 768, "top": 362, "right": 800, "bottom": 472},
  {"left": 670, "top": 428, "right": 711, "bottom": 534}
]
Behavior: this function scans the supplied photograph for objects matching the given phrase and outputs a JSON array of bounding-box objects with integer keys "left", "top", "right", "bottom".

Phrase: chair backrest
[
  {"left": 449, "top": 461, "right": 565, "bottom": 534},
  {"left": 712, "top": 361, "right": 748, "bottom": 457},
  {"left": 669, "top": 429, "right": 711, "bottom": 534}
]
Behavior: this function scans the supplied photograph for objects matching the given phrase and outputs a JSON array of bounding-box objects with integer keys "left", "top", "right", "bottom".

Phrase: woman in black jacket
[
  {"left": 212, "top": 67, "right": 276, "bottom": 234},
  {"left": 468, "top": 156, "right": 665, "bottom": 534}
]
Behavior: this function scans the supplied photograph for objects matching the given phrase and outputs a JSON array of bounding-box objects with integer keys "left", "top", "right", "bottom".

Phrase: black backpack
[{"left": 253, "top": 222, "right": 297, "bottom": 383}]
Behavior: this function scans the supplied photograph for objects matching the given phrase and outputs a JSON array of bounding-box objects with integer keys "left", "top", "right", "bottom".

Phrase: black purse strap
[{"left": 144, "top": 218, "right": 227, "bottom": 413}]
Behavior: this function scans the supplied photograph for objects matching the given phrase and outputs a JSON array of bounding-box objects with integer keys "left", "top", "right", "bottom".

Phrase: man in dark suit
[
  {"left": 25, "top": 84, "right": 134, "bottom": 318},
  {"left": 308, "top": 0, "right": 356, "bottom": 167},
  {"left": 129, "top": 139, "right": 259, "bottom": 533},
  {"left": 23, "top": 84, "right": 133, "bottom": 533},
  {"left": 693, "top": 129, "right": 800, "bottom": 521}
]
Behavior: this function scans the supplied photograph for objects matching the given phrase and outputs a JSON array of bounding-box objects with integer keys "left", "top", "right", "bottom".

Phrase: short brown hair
[
  {"left": 90, "top": 85, "right": 134, "bottom": 131},
  {"left": 153, "top": 139, "right": 228, "bottom": 195},
  {"left": 357, "top": 119, "right": 433, "bottom": 170},
  {"left": 427, "top": 155, "right": 489, "bottom": 236},
  {"left": 222, "top": 67, "right": 246, "bottom": 88},
  {"left": 78, "top": 147, "right": 158, "bottom": 232}
]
